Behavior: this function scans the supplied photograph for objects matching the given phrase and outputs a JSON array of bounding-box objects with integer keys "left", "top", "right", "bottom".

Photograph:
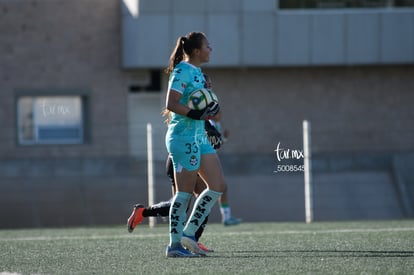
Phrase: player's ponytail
[
  {"left": 165, "top": 36, "right": 186, "bottom": 74},
  {"left": 165, "top": 32, "right": 206, "bottom": 74}
]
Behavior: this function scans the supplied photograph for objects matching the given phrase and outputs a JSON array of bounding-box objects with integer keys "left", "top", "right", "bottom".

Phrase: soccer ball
[{"left": 187, "top": 88, "right": 218, "bottom": 110}]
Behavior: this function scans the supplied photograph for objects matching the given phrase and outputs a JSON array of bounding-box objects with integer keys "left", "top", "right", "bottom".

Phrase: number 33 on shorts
[
  {"left": 185, "top": 142, "right": 199, "bottom": 167},
  {"left": 185, "top": 142, "right": 199, "bottom": 154}
]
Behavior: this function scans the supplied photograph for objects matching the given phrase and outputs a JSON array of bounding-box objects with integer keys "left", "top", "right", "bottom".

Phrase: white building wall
[{"left": 122, "top": 0, "right": 414, "bottom": 68}]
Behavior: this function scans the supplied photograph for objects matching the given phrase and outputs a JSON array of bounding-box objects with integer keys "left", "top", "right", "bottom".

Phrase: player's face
[{"left": 199, "top": 39, "right": 212, "bottom": 63}]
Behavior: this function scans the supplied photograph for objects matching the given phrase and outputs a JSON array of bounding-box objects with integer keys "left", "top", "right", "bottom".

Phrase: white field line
[
  {"left": 0, "top": 227, "right": 413, "bottom": 242},
  {"left": 221, "top": 227, "right": 414, "bottom": 236}
]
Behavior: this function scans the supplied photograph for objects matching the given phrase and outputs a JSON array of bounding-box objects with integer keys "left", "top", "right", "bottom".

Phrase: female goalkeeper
[{"left": 163, "top": 32, "right": 226, "bottom": 257}]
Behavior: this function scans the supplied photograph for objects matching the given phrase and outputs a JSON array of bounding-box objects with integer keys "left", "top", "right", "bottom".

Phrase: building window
[
  {"left": 128, "top": 70, "right": 162, "bottom": 93},
  {"left": 278, "top": 0, "right": 414, "bottom": 9},
  {"left": 17, "top": 95, "right": 85, "bottom": 145}
]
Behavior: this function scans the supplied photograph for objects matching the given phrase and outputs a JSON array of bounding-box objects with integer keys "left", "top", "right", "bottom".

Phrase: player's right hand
[{"left": 187, "top": 102, "right": 220, "bottom": 120}]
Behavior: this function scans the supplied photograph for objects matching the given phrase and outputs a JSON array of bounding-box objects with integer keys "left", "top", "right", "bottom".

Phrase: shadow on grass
[{"left": 213, "top": 250, "right": 414, "bottom": 258}]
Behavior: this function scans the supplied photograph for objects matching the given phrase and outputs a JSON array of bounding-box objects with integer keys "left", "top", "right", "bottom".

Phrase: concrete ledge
[{"left": 0, "top": 152, "right": 413, "bottom": 228}]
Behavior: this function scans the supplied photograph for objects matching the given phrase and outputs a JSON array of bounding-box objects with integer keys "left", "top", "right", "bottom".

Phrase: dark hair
[{"left": 165, "top": 32, "right": 206, "bottom": 74}]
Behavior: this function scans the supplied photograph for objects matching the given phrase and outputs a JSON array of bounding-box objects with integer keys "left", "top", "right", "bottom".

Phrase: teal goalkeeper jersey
[{"left": 166, "top": 61, "right": 206, "bottom": 137}]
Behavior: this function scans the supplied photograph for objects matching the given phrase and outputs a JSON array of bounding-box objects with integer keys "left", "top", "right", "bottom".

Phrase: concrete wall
[
  {"left": 1, "top": 152, "right": 410, "bottom": 228},
  {"left": 205, "top": 66, "right": 414, "bottom": 155},
  {"left": 1, "top": 1, "right": 413, "bottom": 160},
  {"left": 126, "top": 66, "right": 414, "bottom": 162},
  {"left": 1, "top": 0, "right": 414, "bottom": 228},
  {"left": 0, "top": 0, "right": 130, "bottom": 158},
  {"left": 0, "top": 0, "right": 143, "bottom": 229},
  {"left": 0, "top": 158, "right": 150, "bottom": 228},
  {"left": 122, "top": 0, "right": 414, "bottom": 67}
]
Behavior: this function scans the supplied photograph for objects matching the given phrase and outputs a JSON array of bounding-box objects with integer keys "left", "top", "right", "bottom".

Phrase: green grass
[{"left": 1, "top": 220, "right": 414, "bottom": 274}]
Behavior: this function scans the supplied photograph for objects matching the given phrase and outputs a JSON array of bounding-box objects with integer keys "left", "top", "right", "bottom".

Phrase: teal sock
[
  {"left": 183, "top": 189, "right": 222, "bottom": 236},
  {"left": 169, "top": 191, "right": 191, "bottom": 246},
  {"left": 220, "top": 204, "right": 231, "bottom": 222}
]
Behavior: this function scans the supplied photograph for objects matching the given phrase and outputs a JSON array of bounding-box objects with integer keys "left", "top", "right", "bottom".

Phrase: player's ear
[{"left": 193, "top": 48, "right": 201, "bottom": 56}]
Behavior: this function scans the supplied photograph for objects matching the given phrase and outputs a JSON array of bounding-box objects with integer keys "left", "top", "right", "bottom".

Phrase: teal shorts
[{"left": 165, "top": 133, "right": 216, "bottom": 172}]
